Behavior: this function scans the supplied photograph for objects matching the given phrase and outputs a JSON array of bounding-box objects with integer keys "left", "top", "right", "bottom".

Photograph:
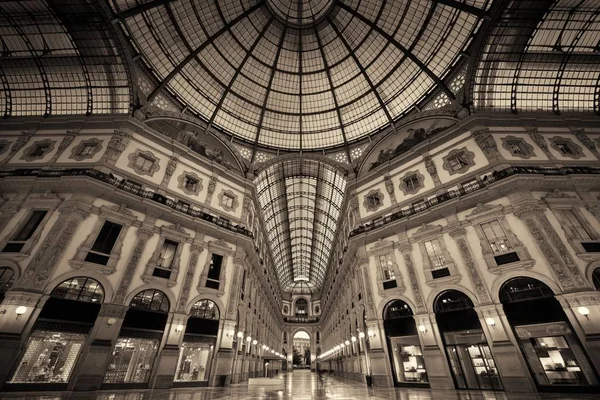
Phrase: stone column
[
  {"left": 423, "top": 155, "right": 443, "bottom": 190},
  {"left": 0, "top": 291, "right": 45, "bottom": 386},
  {"left": 100, "top": 130, "right": 131, "bottom": 169},
  {"left": 176, "top": 242, "right": 205, "bottom": 313},
  {"left": 513, "top": 204, "right": 590, "bottom": 292},
  {"left": 384, "top": 175, "right": 398, "bottom": 208},
  {"left": 473, "top": 128, "right": 502, "bottom": 163},
  {"left": 397, "top": 241, "right": 427, "bottom": 314},
  {"left": 528, "top": 128, "right": 557, "bottom": 162},
  {"left": 448, "top": 227, "right": 492, "bottom": 305},
  {"left": 14, "top": 202, "right": 91, "bottom": 291},
  {"left": 414, "top": 313, "right": 455, "bottom": 390},
  {"left": 158, "top": 156, "right": 178, "bottom": 193},
  {"left": 113, "top": 224, "right": 155, "bottom": 304},
  {"left": 71, "top": 304, "right": 128, "bottom": 391},
  {"left": 574, "top": 129, "right": 600, "bottom": 160},
  {"left": 49, "top": 130, "right": 77, "bottom": 164},
  {"left": 152, "top": 312, "right": 188, "bottom": 389},
  {"left": 474, "top": 305, "right": 536, "bottom": 392}
]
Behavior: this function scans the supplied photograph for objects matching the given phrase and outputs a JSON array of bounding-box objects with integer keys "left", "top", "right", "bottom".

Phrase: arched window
[
  {"left": 384, "top": 300, "right": 413, "bottom": 320},
  {"left": 499, "top": 277, "right": 554, "bottom": 304},
  {"left": 0, "top": 266, "right": 15, "bottom": 295},
  {"left": 52, "top": 277, "right": 104, "bottom": 303},
  {"left": 592, "top": 267, "right": 600, "bottom": 290},
  {"left": 190, "top": 299, "right": 219, "bottom": 320},
  {"left": 295, "top": 298, "right": 308, "bottom": 316},
  {"left": 130, "top": 289, "right": 169, "bottom": 313},
  {"left": 434, "top": 290, "right": 474, "bottom": 313}
]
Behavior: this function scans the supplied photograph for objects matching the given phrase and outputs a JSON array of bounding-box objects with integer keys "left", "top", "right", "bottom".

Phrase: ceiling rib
[
  {"left": 434, "top": 0, "right": 488, "bottom": 18},
  {"left": 336, "top": 0, "right": 456, "bottom": 101},
  {"left": 146, "top": 0, "right": 265, "bottom": 103},
  {"left": 112, "top": 0, "right": 175, "bottom": 23}
]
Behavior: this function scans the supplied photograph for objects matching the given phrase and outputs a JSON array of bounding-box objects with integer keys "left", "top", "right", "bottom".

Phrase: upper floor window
[
  {"left": 364, "top": 189, "right": 384, "bottom": 212},
  {"left": 153, "top": 239, "right": 178, "bottom": 279},
  {"left": 30, "top": 144, "right": 50, "bottom": 158},
  {"left": 130, "top": 289, "right": 169, "bottom": 313},
  {"left": 52, "top": 277, "right": 104, "bottom": 303},
  {"left": 190, "top": 299, "right": 219, "bottom": 320},
  {"left": 222, "top": 193, "right": 234, "bottom": 209},
  {"left": 184, "top": 176, "right": 198, "bottom": 192},
  {"left": 378, "top": 253, "right": 396, "bottom": 281},
  {"left": 442, "top": 148, "right": 475, "bottom": 175},
  {"left": 447, "top": 153, "right": 469, "bottom": 171},
  {"left": 424, "top": 239, "right": 447, "bottom": 270},
  {"left": 84, "top": 220, "right": 123, "bottom": 265},
  {"left": 0, "top": 267, "right": 15, "bottom": 299},
  {"left": 2, "top": 210, "right": 48, "bottom": 253},
  {"left": 481, "top": 220, "right": 513, "bottom": 254},
  {"left": 206, "top": 253, "right": 223, "bottom": 290},
  {"left": 78, "top": 144, "right": 97, "bottom": 157},
  {"left": 550, "top": 137, "right": 583, "bottom": 159},
  {"left": 134, "top": 154, "right": 154, "bottom": 172},
  {"left": 501, "top": 136, "right": 535, "bottom": 159}
]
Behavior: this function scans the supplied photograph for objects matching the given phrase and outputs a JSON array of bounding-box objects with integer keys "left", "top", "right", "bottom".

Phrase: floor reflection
[{"left": 0, "top": 371, "right": 598, "bottom": 400}]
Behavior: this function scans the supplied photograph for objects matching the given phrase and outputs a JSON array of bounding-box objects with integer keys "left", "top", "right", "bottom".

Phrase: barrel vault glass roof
[
  {"left": 111, "top": 0, "right": 491, "bottom": 152},
  {"left": 255, "top": 159, "right": 346, "bottom": 291}
]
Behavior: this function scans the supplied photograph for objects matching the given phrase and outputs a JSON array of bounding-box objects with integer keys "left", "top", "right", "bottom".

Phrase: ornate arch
[
  {"left": 123, "top": 283, "right": 176, "bottom": 312},
  {"left": 490, "top": 270, "right": 562, "bottom": 304},
  {"left": 426, "top": 284, "right": 480, "bottom": 313},
  {"left": 585, "top": 260, "right": 600, "bottom": 290},
  {"left": 185, "top": 293, "right": 225, "bottom": 318},
  {"left": 44, "top": 269, "right": 113, "bottom": 303},
  {"left": 0, "top": 259, "right": 22, "bottom": 281},
  {"left": 379, "top": 296, "right": 417, "bottom": 320}
]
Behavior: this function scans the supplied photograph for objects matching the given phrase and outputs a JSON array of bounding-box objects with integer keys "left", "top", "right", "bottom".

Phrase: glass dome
[{"left": 113, "top": 0, "right": 491, "bottom": 151}]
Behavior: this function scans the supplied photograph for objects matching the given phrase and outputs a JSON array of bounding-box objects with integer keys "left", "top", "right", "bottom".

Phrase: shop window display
[
  {"left": 390, "top": 341, "right": 428, "bottom": 383},
  {"left": 103, "top": 337, "right": 159, "bottom": 384},
  {"left": 9, "top": 331, "right": 85, "bottom": 384},
  {"left": 175, "top": 342, "right": 215, "bottom": 382}
]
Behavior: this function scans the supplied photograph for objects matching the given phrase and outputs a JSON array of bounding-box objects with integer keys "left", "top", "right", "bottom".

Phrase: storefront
[
  {"left": 103, "top": 289, "right": 169, "bottom": 388},
  {"left": 6, "top": 277, "right": 103, "bottom": 390},
  {"left": 383, "top": 300, "right": 428, "bottom": 386},
  {"left": 500, "top": 277, "right": 598, "bottom": 391},
  {"left": 173, "top": 299, "right": 218, "bottom": 387},
  {"left": 435, "top": 290, "right": 503, "bottom": 391}
]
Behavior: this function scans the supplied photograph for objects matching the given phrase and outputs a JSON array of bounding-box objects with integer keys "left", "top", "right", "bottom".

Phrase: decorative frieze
[
  {"left": 1, "top": 131, "right": 33, "bottom": 165},
  {"left": 205, "top": 176, "right": 218, "bottom": 205},
  {"left": 398, "top": 243, "right": 426, "bottom": 313},
  {"left": 527, "top": 128, "right": 555, "bottom": 161},
  {"left": 14, "top": 202, "right": 91, "bottom": 291},
  {"left": 423, "top": 155, "right": 442, "bottom": 186},
  {"left": 102, "top": 130, "right": 131, "bottom": 163},
  {"left": 50, "top": 131, "right": 77, "bottom": 163},
  {"left": 161, "top": 156, "right": 179, "bottom": 186},
  {"left": 473, "top": 128, "right": 500, "bottom": 161}
]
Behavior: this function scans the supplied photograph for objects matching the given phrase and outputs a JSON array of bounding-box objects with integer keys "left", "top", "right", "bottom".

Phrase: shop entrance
[
  {"left": 383, "top": 300, "right": 428, "bottom": 387},
  {"left": 434, "top": 290, "right": 503, "bottom": 391},
  {"left": 499, "top": 277, "right": 598, "bottom": 391}
]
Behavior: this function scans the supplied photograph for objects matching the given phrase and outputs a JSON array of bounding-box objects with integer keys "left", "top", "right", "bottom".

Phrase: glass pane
[
  {"left": 533, "top": 336, "right": 587, "bottom": 385},
  {"left": 14, "top": 210, "right": 47, "bottom": 241},
  {"left": 174, "top": 342, "right": 215, "bottom": 382},
  {"left": 10, "top": 330, "right": 86, "bottom": 383},
  {"left": 103, "top": 337, "right": 160, "bottom": 384},
  {"left": 400, "top": 345, "right": 428, "bottom": 383}
]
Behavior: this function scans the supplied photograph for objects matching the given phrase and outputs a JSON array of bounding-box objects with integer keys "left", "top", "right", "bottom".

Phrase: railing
[
  {"left": 350, "top": 166, "right": 600, "bottom": 237},
  {"left": 283, "top": 316, "right": 320, "bottom": 323},
  {"left": 0, "top": 168, "right": 253, "bottom": 238}
]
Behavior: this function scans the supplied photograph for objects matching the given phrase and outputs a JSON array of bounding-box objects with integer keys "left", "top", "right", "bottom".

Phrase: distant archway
[{"left": 292, "top": 330, "right": 311, "bottom": 370}]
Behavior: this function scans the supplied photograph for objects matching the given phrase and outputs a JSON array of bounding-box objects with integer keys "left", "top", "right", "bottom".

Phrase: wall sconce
[
  {"left": 175, "top": 324, "right": 184, "bottom": 333},
  {"left": 578, "top": 306, "right": 590, "bottom": 320},
  {"left": 15, "top": 306, "right": 27, "bottom": 320},
  {"left": 262, "top": 344, "right": 267, "bottom": 349},
  {"left": 107, "top": 318, "right": 117, "bottom": 326},
  {"left": 367, "top": 330, "right": 375, "bottom": 339},
  {"left": 351, "top": 336, "right": 357, "bottom": 343},
  {"left": 237, "top": 331, "right": 244, "bottom": 339},
  {"left": 246, "top": 336, "right": 252, "bottom": 342},
  {"left": 418, "top": 325, "right": 428, "bottom": 334},
  {"left": 271, "top": 349, "right": 275, "bottom": 354},
  {"left": 253, "top": 339, "right": 258, "bottom": 345},
  {"left": 344, "top": 340, "right": 350, "bottom": 346},
  {"left": 358, "top": 331, "right": 365, "bottom": 339},
  {"left": 485, "top": 318, "right": 496, "bottom": 329}
]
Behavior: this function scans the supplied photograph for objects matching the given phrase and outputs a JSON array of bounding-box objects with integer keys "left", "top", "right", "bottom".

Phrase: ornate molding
[
  {"left": 398, "top": 170, "right": 425, "bottom": 196},
  {"left": 442, "top": 147, "right": 476, "bottom": 176},
  {"left": 177, "top": 170, "right": 203, "bottom": 196},
  {"left": 473, "top": 128, "right": 500, "bottom": 160},
  {"left": 363, "top": 189, "right": 384, "bottom": 213},
  {"left": 402, "top": 251, "right": 426, "bottom": 313},
  {"left": 574, "top": 129, "right": 597, "bottom": 153},
  {"left": 549, "top": 136, "right": 584, "bottom": 159},
  {"left": 69, "top": 138, "right": 103, "bottom": 161},
  {"left": 114, "top": 227, "right": 153, "bottom": 303},
  {"left": 453, "top": 235, "right": 491, "bottom": 304},
  {"left": 103, "top": 130, "right": 131, "bottom": 163},
  {"left": 217, "top": 189, "right": 239, "bottom": 212},
  {"left": 501, "top": 135, "right": 535, "bottom": 159},
  {"left": 162, "top": 156, "right": 179, "bottom": 185},
  {"left": 542, "top": 189, "right": 577, "bottom": 200},
  {"left": 127, "top": 149, "right": 160, "bottom": 177},
  {"left": 21, "top": 139, "right": 56, "bottom": 162}
]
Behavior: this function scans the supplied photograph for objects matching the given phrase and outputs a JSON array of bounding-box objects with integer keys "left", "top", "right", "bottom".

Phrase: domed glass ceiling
[{"left": 113, "top": 0, "right": 490, "bottom": 151}]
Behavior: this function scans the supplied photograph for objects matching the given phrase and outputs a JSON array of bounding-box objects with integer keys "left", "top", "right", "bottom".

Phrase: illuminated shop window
[
  {"left": 9, "top": 331, "right": 85, "bottom": 384},
  {"left": 174, "top": 342, "right": 215, "bottom": 382},
  {"left": 103, "top": 337, "right": 160, "bottom": 384}
]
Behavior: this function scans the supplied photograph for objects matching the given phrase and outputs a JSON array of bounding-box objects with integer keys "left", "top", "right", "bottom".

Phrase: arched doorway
[
  {"left": 383, "top": 300, "right": 428, "bottom": 386},
  {"left": 8, "top": 277, "right": 104, "bottom": 389},
  {"left": 174, "top": 299, "right": 218, "bottom": 386},
  {"left": 103, "top": 289, "right": 169, "bottom": 387},
  {"left": 292, "top": 331, "right": 311, "bottom": 370},
  {"left": 434, "top": 290, "right": 503, "bottom": 391},
  {"left": 499, "top": 277, "right": 598, "bottom": 389}
]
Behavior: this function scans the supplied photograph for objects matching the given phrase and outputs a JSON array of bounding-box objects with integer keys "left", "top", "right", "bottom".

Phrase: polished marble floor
[{"left": 0, "top": 371, "right": 598, "bottom": 400}]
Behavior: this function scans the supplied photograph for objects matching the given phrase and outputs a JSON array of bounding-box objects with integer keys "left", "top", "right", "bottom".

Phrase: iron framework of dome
[{"left": 111, "top": 0, "right": 492, "bottom": 154}]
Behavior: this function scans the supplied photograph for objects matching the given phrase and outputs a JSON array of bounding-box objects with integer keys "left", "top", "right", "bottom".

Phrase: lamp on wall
[
  {"left": 418, "top": 325, "right": 428, "bottom": 334},
  {"left": 358, "top": 331, "right": 365, "bottom": 339},
  {"left": 175, "top": 324, "right": 184, "bottom": 333},
  {"left": 15, "top": 306, "right": 27, "bottom": 320},
  {"left": 367, "top": 330, "right": 375, "bottom": 339},
  {"left": 237, "top": 331, "right": 244, "bottom": 339},
  {"left": 253, "top": 339, "right": 258, "bottom": 345},
  {"left": 246, "top": 336, "right": 252, "bottom": 342},
  {"left": 351, "top": 336, "right": 357, "bottom": 342},
  {"left": 485, "top": 318, "right": 496, "bottom": 329},
  {"left": 107, "top": 318, "right": 117, "bottom": 326},
  {"left": 344, "top": 340, "right": 350, "bottom": 346},
  {"left": 578, "top": 306, "right": 590, "bottom": 320}
]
